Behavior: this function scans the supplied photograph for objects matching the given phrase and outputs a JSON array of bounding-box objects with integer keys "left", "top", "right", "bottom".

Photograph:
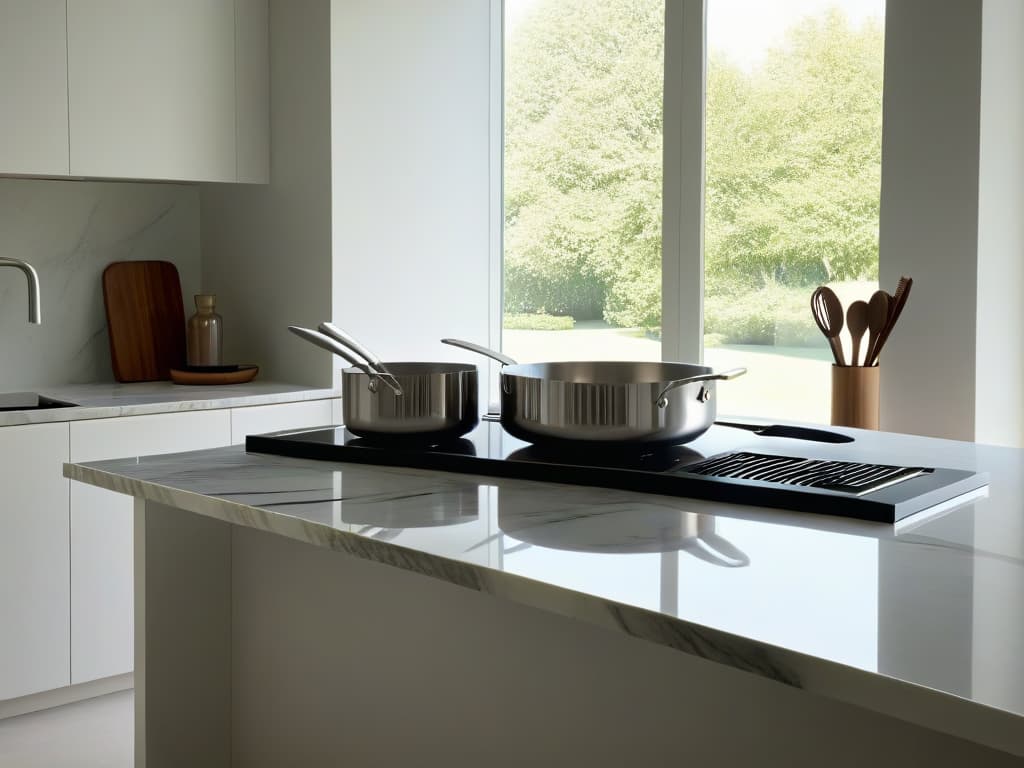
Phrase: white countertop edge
[
  {"left": 1, "top": 384, "right": 339, "bottom": 427},
  {"left": 62, "top": 459, "right": 1024, "bottom": 758}
]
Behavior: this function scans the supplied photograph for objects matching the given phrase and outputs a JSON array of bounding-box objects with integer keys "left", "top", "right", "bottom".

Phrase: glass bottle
[{"left": 186, "top": 294, "right": 223, "bottom": 366}]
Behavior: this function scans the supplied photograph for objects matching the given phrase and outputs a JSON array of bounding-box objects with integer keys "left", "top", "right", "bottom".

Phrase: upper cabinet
[
  {"left": 0, "top": 0, "right": 268, "bottom": 183},
  {"left": 0, "top": 0, "right": 70, "bottom": 176}
]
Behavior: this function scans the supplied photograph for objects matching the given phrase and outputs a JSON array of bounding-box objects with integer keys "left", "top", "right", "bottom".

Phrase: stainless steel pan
[
  {"left": 289, "top": 326, "right": 478, "bottom": 441},
  {"left": 442, "top": 338, "right": 746, "bottom": 446}
]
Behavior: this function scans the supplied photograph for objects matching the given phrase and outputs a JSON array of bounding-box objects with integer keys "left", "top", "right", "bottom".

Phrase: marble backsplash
[{"left": 0, "top": 178, "right": 200, "bottom": 390}]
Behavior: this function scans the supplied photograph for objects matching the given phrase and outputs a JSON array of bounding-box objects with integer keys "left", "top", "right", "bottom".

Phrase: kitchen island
[{"left": 64, "top": 424, "right": 1024, "bottom": 767}]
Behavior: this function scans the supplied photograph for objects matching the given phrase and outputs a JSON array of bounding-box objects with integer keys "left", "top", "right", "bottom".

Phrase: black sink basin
[{"left": 0, "top": 392, "right": 79, "bottom": 411}]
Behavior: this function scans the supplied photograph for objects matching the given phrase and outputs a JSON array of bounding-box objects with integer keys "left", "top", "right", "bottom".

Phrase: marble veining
[
  {"left": 0, "top": 179, "right": 199, "bottom": 391},
  {"left": 65, "top": 427, "right": 1024, "bottom": 757}
]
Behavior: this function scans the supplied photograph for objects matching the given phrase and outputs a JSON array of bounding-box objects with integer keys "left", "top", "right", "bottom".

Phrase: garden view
[{"left": 503, "top": 0, "right": 885, "bottom": 423}]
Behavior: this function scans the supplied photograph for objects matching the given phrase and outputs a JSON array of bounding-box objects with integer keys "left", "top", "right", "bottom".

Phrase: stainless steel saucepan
[
  {"left": 289, "top": 325, "right": 479, "bottom": 441},
  {"left": 441, "top": 339, "right": 746, "bottom": 447}
]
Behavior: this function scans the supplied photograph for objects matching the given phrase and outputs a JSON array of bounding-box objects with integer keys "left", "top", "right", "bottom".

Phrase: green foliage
[
  {"left": 505, "top": 0, "right": 664, "bottom": 323},
  {"left": 705, "top": 10, "right": 884, "bottom": 293},
  {"left": 503, "top": 313, "right": 576, "bottom": 331},
  {"left": 705, "top": 284, "right": 823, "bottom": 346},
  {"left": 505, "top": 1, "right": 884, "bottom": 338}
]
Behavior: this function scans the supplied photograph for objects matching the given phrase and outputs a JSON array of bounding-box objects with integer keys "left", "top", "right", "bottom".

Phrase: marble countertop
[
  {"left": 0, "top": 381, "right": 339, "bottom": 427},
  {"left": 64, "top": 424, "right": 1024, "bottom": 757}
]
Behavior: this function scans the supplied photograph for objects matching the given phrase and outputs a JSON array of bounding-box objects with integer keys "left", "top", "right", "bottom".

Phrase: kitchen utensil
[
  {"left": 342, "top": 362, "right": 478, "bottom": 441},
  {"left": 318, "top": 322, "right": 402, "bottom": 391},
  {"left": 866, "top": 277, "right": 912, "bottom": 366},
  {"left": 102, "top": 260, "right": 186, "bottom": 382},
  {"left": 441, "top": 338, "right": 746, "bottom": 447},
  {"left": 811, "top": 286, "right": 847, "bottom": 366},
  {"left": 845, "top": 300, "right": 869, "bottom": 366},
  {"left": 289, "top": 326, "right": 478, "bottom": 441},
  {"left": 714, "top": 421, "right": 854, "bottom": 443},
  {"left": 831, "top": 364, "right": 879, "bottom": 429},
  {"left": 288, "top": 326, "right": 402, "bottom": 395},
  {"left": 169, "top": 365, "right": 259, "bottom": 386},
  {"left": 863, "top": 290, "right": 891, "bottom": 366}
]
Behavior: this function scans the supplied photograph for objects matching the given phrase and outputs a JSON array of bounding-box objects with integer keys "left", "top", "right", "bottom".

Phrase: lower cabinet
[
  {"left": 229, "top": 399, "right": 335, "bottom": 445},
  {"left": 0, "top": 397, "right": 337, "bottom": 704},
  {"left": 0, "top": 423, "right": 70, "bottom": 701},
  {"left": 69, "top": 410, "right": 232, "bottom": 684}
]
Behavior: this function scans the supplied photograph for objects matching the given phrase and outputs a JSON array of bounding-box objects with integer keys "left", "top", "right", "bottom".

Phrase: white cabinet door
[
  {"left": 230, "top": 400, "right": 337, "bottom": 445},
  {"left": 0, "top": 0, "right": 69, "bottom": 176},
  {"left": 235, "top": 0, "right": 270, "bottom": 183},
  {"left": 69, "top": 410, "right": 231, "bottom": 684},
  {"left": 0, "top": 423, "right": 70, "bottom": 701},
  {"left": 67, "top": 0, "right": 237, "bottom": 181}
]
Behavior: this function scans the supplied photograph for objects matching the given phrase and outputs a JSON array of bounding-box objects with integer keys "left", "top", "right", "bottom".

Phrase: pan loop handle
[{"left": 655, "top": 368, "right": 747, "bottom": 409}]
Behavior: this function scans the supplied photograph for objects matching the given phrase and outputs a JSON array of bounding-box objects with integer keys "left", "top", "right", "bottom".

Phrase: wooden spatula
[
  {"left": 866, "top": 277, "right": 912, "bottom": 366},
  {"left": 846, "top": 300, "right": 869, "bottom": 366},
  {"left": 863, "top": 290, "right": 891, "bottom": 366}
]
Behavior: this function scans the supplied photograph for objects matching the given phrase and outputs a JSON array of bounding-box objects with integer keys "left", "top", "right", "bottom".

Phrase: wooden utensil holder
[{"left": 831, "top": 365, "right": 880, "bottom": 430}]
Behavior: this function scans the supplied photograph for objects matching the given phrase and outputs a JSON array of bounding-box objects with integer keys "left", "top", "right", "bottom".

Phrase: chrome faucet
[{"left": 0, "top": 257, "right": 41, "bottom": 324}]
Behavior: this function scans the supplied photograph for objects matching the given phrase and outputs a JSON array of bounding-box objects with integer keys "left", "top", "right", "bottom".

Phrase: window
[
  {"left": 502, "top": 0, "right": 664, "bottom": 364},
  {"left": 704, "top": 0, "right": 885, "bottom": 423},
  {"left": 501, "top": 0, "right": 885, "bottom": 425}
]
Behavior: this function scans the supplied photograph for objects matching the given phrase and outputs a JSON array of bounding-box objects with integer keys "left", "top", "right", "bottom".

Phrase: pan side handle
[{"left": 655, "top": 368, "right": 747, "bottom": 408}]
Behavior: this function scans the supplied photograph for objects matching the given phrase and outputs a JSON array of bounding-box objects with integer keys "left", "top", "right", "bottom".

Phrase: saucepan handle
[
  {"left": 288, "top": 326, "right": 403, "bottom": 396},
  {"left": 441, "top": 338, "right": 519, "bottom": 367},
  {"left": 318, "top": 322, "right": 405, "bottom": 396},
  {"left": 655, "top": 368, "right": 747, "bottom": 408}
]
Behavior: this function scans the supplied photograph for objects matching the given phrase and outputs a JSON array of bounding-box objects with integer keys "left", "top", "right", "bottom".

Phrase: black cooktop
[{"left": 244, "top": 422, "right": 988, "bottom": 524}]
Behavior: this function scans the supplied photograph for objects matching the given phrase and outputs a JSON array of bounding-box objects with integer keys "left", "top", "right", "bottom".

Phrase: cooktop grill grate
[{"left": 682, "top": 452, "right": 932, "bottom": 496}]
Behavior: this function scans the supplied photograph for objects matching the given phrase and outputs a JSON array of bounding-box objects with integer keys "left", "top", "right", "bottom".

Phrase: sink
[{"left": 0, "top": 392, "right": 79, "bottom": 412}]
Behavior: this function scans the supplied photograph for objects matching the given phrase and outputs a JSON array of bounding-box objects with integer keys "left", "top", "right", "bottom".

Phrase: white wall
[
  {"left": 972, "top": 0, "right": 1024, "bottom": 714},
  {"left": 200, "top": 0, "right": 333, "bottom": 388},
  {"left": 878, "top": 1, "right": 983, "bottom": 443},
  {"left": 879, "top": 0, "right": 1024, "bottom": 448},
  {"left": 975, "top": 0, "right": 1024, "bottom": 448},
  {"left": 0, "top": 179, "right": 199, "bottom": 390},
  {"left": 330, "top": 0, "right": 494, "bottom": 395}
]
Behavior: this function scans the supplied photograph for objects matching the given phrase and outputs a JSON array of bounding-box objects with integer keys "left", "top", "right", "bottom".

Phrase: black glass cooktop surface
[{"left": 245, "top": 422, "right": 988, "bottom": 524}]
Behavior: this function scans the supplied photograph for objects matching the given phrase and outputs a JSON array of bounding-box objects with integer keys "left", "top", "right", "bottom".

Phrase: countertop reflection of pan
[
  {"left": 344, "top": 436, "right": 478, "bottom": 456},
  {"left": 506, "top": 442, "right": 706, "bottom": 473},
  {"left": 342, "top": 485, "right": 479, "bottom": 530},
  {"left": 497, "top": 504, "right": 749, "bottom": 566}
]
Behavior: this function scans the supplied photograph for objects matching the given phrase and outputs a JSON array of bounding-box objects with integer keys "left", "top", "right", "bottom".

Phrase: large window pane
[
  {"left": 503, "top": 0, "right": 664, "bottom": 363},
  {"left": 704, "top": 0, "right": 885, "bottom": 423}
]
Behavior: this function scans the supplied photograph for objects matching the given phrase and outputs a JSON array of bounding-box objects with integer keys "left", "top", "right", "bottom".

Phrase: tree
[
  {"left": 504, "top": 0, "right": 664, "bottom": 322},
  {"left": 505, "top": 1, "right": 884, "bottom": 332},
  {"left": 705, "top": 9, "right": 884, "bottom": 296}
]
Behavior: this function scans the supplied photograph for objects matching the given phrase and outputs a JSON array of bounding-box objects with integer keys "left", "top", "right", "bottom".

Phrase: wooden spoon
[
  {"left": 846, "top": 300, "right": 869, "bottom": 366},
  {"left": 863, "top": 290, "right": 891, "bottom": 366},
  {"left": 811, "top": 286, "right": 847, "bottom": 366}
]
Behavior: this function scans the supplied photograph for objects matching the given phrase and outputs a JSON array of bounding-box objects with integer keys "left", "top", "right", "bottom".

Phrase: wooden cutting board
[{"left": 102, "top": 260, "right": 186, "bottom": 382}]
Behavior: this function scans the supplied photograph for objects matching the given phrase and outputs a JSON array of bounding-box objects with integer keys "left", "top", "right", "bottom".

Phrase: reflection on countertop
[{"left": 64, "top": 424, "right": 1024, "bottom": 756}]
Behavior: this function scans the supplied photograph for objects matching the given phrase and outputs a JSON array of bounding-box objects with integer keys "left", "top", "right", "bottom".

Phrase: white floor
[{"left": 0, "top": 690, "right": 132, "bottom": 768}]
